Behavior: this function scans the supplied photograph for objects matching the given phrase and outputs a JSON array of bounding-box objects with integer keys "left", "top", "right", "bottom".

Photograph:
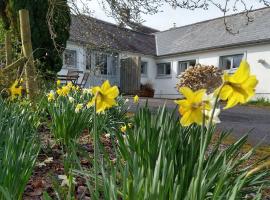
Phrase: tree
[
  {"left": 0, "top": 0, "right": 71, "bottom": 74},
  {"left": 69, "top": 0, "right": 269, "bottom": 34}
]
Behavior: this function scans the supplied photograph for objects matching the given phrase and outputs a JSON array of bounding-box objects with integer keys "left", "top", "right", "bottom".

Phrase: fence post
[
  {"left": 19, "top": 9, "right": 38, "bottom": 100},
  {"left": 5, "top": 33, "right": 12, "bottom": 66}
]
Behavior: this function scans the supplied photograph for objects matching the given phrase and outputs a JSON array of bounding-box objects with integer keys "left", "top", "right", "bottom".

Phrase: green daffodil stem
[{"left": 94, "top": 99, "right": 98, "bottom": 196}]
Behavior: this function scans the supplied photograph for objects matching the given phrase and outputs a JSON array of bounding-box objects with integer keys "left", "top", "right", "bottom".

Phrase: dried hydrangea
[{"left": 176, "top": 64, "right": 223, "bottom": 93}]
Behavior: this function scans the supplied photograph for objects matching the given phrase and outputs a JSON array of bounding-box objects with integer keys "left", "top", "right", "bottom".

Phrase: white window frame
[
  {"left": 178, "top": 60, "right": 196, "bottom": 75},
  {"left": 86, "top": 49, "right": 92, "bottom": 71},
  {"left": 219, "top": 53, "right": 245, "bottom": 72},
  {"left": 141, "top": 61, "right": 148, "bottom": 77},
  {"left": 63, "top": 49, "right": 77, "bottom": 69},
  {"left": 156, "top": 62, "right": 172, "bottom": 78},
  {"left": 95, "top": 52, "right": 108, "bottom": 75}
]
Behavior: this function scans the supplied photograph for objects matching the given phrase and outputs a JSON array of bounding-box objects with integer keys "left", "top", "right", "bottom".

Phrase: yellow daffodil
[
  {"left": 56, "top": 80, "right": 61, "bottom": 86},
  {"left": 75, "top": 104, "right": 83, "bottom": 113},
  {"left": 218, "top": 60, "right": 258, "bottom": 109},
  {"left": 57, "top": 85, "right": 70, "bottom": 97},
  {"left": 9, "top": 80, "right": 23, "bottom": 100},
  {"left": 128, "top": 123, "right": 133, "bottom": 128},
  {"left": 67, "top": 82, "right": 73, "bottom": 88},
  {"left": 121, "top": 125, "right": 127, "bottom": 133},
  {"left": 87, "top": 80, "right": 119, "bottom": 113},
  {"left": 175, "top": 87, "right": 211, "bottom": 126},
  {"left": 133, "top": 95, "right": 139, "bottom": 103},
  {"left": 47, "top": 91, "right": 55, "bottom": 102}
]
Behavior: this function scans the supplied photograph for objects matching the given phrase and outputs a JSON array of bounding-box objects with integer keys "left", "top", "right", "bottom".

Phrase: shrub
[{"left": 176, "top": 64, "right": 222, "bottom": 93}]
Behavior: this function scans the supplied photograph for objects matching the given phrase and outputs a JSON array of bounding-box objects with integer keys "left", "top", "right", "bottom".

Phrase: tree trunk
[
  {"left": 19, "top": 9, "right": 38, "bottom": 100},
  {"left": 5, "top": 33, "right": 12, "bottom": 66}
]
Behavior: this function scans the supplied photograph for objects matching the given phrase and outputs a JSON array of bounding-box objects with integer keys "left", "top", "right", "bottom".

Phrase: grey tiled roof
[
  {"left": 69, "top": 15, "right": 156, "bottom": 55},
  {"left": 155, "top": 7, "right": 270, "bottom": 56}
]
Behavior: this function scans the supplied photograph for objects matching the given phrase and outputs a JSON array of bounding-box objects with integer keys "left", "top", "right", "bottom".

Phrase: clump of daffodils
[
  {"left": 177, "top": 64, "right": 223, "bottom": 94},
  {"left": 175, "top": 61, "right": 258, "bottom": 127},
  {"left": 47, "top": 80, "right": 119, "bottom": 114}
]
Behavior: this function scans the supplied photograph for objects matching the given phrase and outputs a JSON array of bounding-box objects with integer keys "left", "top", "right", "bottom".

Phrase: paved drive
[{"left": 128, "top": 98, "right": 270, "bottom": 145}]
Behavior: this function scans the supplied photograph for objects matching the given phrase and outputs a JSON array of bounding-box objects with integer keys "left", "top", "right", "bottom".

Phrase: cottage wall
[{"left": 142, "top": 43, "right": 270, "bottom": 99}]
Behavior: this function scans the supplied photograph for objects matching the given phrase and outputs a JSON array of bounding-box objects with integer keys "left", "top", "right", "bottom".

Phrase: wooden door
[{"left": 120, "top": 57, "right": 141, "bottom": 94}]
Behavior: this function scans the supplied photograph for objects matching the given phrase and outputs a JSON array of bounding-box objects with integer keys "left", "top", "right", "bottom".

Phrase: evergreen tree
[{"left": 0, "top": 0, "right": 71, "bottom": 74}]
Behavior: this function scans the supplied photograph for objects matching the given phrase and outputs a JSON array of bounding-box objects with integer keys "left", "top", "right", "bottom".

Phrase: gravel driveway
[{"left": 127, "top": 97, "right": 270, "bottom": 145}]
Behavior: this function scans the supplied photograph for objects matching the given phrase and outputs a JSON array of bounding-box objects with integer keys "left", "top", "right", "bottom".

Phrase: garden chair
[
  {"left": 77, "top": 72, "right": 90, "bottom": 88},
  {"left": 57, "top": 70, "right": 81, "bottom": 85}
]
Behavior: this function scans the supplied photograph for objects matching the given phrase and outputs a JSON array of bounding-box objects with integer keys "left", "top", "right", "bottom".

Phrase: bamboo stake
[
  {"left": 5, "top": 33, "right": 12, "bottom": 66},
  {"left": 19, "top": 9, "right": 38, "bottom": 100}
]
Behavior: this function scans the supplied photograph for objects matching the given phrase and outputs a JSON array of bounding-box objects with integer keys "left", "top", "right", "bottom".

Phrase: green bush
[{"left": 0, "top": 99, "right": 40, "bottom": 200}]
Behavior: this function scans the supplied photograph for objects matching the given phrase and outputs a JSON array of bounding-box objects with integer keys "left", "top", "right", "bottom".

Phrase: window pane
[
  {"left": 86, "top": 49, "right": 91, "bottom": 70},
  {"left": 232, "top": 54, "right": 243, "bottom": 68},
  {"left": 221, "top": 56, "right": 232, "bottom": 70},
  {"left": 157, "top": 64, "right": 164, "bottom": 75},
  {"left": 189, "top": 60, "right": 196, "bottom": 66},
  {"left": 96, "top": 53, "right": 107, "bottom": 75},
  {"left": 178, "top": 62, "right": 188, "bottom": 74},
  {"left": 141, "top": 62, "right": 148, "bottom": 75},
  {"left": 64, "top": 50, "right": 77, "bottom": 68},
  {"left": 220, "top": 54, "right": 244, "bottom": 70},
  {"left": 165, "top": 63, "right": 171, "bottom": 75}
]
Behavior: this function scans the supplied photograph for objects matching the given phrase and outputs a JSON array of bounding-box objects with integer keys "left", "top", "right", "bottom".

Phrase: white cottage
[{"left": 60, "top": 7, "right": 270, "bottom": 99}]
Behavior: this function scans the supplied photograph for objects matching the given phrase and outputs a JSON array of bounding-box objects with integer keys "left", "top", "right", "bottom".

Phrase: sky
[{"left": 78, "top": 0, "right": 267, "bottom": 31}]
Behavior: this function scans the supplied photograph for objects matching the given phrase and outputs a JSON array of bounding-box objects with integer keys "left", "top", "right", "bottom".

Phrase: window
[
  {"left": 141, "top": 61, "right": 148, "bottom": 76},
  {"left": 178, "top": 60, "right": 196, "bottom": 74},
  {"left": 157, "top": 62, "right": 171, "bottom": 77},
  {"left": 64, "top": 50, "right": 77, "bottom": 68},
  {"left": 86, "top": 49, "right": 91, "bottom": 70},
  {"left": 220, "top": 54, "right": 244, "bottom": 70},
  {"left": 95, "top": 53, "right": 107, "bottom": 75}
]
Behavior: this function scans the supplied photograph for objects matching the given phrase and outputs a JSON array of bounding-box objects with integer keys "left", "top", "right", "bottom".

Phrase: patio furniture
[
  {"left": 77, "top": 72, "right": 90, "bottom": 88},
  {"left": 57, "top": 70, "right": 83, "bottom": 85}
]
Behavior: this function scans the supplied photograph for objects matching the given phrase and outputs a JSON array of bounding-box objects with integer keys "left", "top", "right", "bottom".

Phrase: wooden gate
[{"left": 120, "top": 57, "right": 141, "bottom": 94}]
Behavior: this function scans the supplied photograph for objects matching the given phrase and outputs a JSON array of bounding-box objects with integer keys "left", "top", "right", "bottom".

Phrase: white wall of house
[
  {"left": 142, "top": 43, "right": 270, "bottom": 99},
  {"left": 60, "top": 41, "right": 270, "bottom": 100},
  {"left": 59, "top": 42, "right": 86, "bottom": 85}
]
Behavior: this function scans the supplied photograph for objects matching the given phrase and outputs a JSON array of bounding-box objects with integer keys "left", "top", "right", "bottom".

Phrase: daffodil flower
[
  {"left": 57, "top": 85, "right": 70, "bottom": 96},
  {"left": 205, "top": 107, "right": 221, "bottom": 127},
  {"left": 128, "top": 123, "right": 133, "bottom": 128},
  {"left": 133, "top": 95, "right": 139, "bottom": 103},
  {"left": 218, "top": 60, "right": 258, "bottom": 109},
  {"left": 56, "top": 80, "right": 61, "bottom": 86},
  {"left": 68, "top": 96, "right": 75, "bottom": 103},
  {"left": 58, "top": 175, "right": 76, "bottom": 187},
  {"left": 47, "top": 91, "right": 55, "bottom": 102},
  {"left": 175, "top": 87, "right": 211, "bottom": 126},
  {"left": 83, "top": 88, "right": 92, "bottom": 94},
  {"left": 75, "top": 104, "right": 83, "bottom": 113},
  {"left": 87, "top": 80, "right": 119, "bottom": 113},
  {"left": 9, "top": 80, "right": 23, "bottom": 100},
  {"left": 120, "top": 125, "right": 127, "bottom": 133}
]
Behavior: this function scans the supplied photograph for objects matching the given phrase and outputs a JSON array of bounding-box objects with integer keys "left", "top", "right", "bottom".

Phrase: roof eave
[{"left": 156, "top": 39, "right": 270, "bottom": 58}]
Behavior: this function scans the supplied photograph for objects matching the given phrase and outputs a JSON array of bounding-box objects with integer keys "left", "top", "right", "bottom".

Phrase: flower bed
[{"left": 1, "top": 61, "right": 270, "bottom": 199}]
